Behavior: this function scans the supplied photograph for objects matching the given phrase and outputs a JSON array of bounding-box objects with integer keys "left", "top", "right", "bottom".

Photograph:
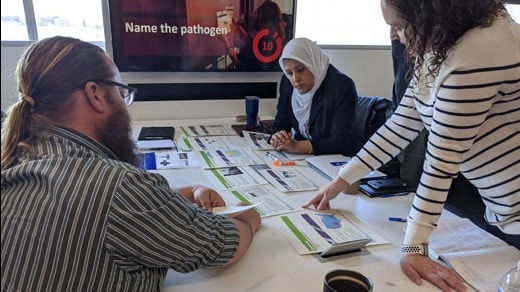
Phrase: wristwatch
[{"left": 400, "top": 244, "right": 429, "bottom": 256}]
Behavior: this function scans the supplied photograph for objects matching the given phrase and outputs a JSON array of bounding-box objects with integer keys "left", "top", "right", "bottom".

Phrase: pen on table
[
  {"left": 388, "top": 217, "right": 407, "bottom": 222},
  {"left": 265, "top": 151, "right": 278, "bottom": 161},
  {"left": 272, "top": 158, "right": 296, "bottom": 166},
  {"left": 381, "top": 192, "right": 410, "bottom": 198}
]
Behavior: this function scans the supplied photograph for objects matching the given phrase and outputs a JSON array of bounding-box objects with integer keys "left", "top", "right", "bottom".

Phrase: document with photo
[
  {"left": 276, "top": 210, "right": 389, "bottom": 255},
  {"left": 257, "top": 167, "right": 328, "bottom": 192},
  {"left": 182, "top": 136, "right": 250, "bottom": 151},
  {"left": 138, "top": 150, "right": 199, "bottom": 170},
  {"left": 203, "top": 165, "right": 269, "bottom": 190},
  {"left": 179, "top": 125, "right": 237, "bottom": 137},
  {"left": 195, "top": 148, "right": 264, "bottom": 169},
  {"left": 219, "top": 185, "right": 297, "bottom": 217},
  {"left": 242, "top": 131, "right": 274, "bottom": 150}
]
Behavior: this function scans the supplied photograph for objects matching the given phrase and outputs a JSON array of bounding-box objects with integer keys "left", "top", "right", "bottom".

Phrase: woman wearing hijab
[{"left": 269, "top": 37, "right": 363, "bottom": 155}]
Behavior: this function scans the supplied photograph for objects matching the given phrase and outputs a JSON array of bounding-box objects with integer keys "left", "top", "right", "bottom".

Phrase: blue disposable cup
[{"left": 245, "top": 96, "right": 259, "bottom": 127}]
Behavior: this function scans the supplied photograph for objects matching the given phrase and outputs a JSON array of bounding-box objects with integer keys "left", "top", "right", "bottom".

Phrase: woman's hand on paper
[
  {"left": 400, "top": 254, "right": 467, "bottom": 292},
  {"left": 270, "top": 130, "right": 314, "bottom": 153},
  {"left": 270, "top": 130, "right": 291, "bottom": 150},
  {"left": 302, "top": 176, "right": 347, "bottom": 210}
]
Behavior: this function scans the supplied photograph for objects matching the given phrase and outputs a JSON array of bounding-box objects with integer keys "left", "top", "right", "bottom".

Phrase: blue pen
[{"left": 388, "top": 217, "right": 407, "bottom": 222}]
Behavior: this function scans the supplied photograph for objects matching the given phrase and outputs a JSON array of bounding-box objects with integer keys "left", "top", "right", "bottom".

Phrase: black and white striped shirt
[
  {"left": 340, "top": 13, "right": 520, "bottom": 245},
  {"left": 1, "top": 126, "right": 239, "bottom": 291}
]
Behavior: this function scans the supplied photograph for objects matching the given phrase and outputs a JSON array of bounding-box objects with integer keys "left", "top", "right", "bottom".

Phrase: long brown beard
[{"left": 98, "top": 105, "right": 138, "bottom": 166}]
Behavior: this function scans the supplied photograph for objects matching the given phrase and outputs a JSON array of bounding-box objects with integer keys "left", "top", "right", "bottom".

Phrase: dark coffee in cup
[{"left": 323, "top": 270, "right": 373, "bottom": 292}]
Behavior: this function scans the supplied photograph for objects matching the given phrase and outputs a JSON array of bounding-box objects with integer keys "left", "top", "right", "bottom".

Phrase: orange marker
[{"left": 272, "top": 159, "right": 296, "bottom": 166}]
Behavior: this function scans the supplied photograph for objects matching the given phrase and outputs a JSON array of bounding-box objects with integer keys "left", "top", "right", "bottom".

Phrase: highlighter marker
[{"left": 272, "top": 159, "right": 296, "bottom": 166}]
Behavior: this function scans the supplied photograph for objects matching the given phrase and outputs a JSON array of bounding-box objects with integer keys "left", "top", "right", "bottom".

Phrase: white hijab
[{"left": 279, "top": 37, "right": 329, "bottom": 139}]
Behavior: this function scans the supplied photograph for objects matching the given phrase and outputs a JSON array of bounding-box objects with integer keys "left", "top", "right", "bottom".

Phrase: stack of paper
[{"left": 429, "top": 214, "right": 520, "bottom": 292}]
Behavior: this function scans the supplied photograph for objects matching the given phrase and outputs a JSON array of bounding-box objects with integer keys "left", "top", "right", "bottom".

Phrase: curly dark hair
[{"left": 387, "top": 0, "right": 506, "bottom": 83}]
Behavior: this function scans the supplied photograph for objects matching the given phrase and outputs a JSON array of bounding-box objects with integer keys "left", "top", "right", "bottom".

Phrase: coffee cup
[{"left": 323, "top": 269, "right": 373, "bottom": 292}]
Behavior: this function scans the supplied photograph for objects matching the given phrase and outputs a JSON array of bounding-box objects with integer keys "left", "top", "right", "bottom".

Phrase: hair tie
[{"left": 22, "top": 95, "right": 35, "bottom": 107}]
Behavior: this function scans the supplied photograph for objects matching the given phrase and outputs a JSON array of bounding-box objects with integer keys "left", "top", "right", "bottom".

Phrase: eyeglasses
[{"left": 97, "top": 80, "right": 137, "bottom": 107}]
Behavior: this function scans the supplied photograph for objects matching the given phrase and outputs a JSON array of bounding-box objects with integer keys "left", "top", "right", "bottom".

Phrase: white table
[{"left": 132, "top": 118, "right": 471, "bottom": 292}]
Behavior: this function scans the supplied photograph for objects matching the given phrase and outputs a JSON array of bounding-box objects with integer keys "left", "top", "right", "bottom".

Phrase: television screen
[{"left": 106, "top": 0, "right": 295, "bottom": 72}]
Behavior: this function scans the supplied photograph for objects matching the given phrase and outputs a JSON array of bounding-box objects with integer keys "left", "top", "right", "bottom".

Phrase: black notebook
[{"left": 138, "top": 127, "right": 175, "bottom": 141}]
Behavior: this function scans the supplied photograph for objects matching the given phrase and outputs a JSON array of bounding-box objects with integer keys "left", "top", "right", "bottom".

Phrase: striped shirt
[
  {"left": 1, "top": 126, "right": 239, "bottom": 291},
  {"left": 340, "top": 13, "right": 520, "bottom": 245}
]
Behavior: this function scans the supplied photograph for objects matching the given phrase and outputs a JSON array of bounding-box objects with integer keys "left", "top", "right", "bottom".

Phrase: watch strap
[{"left": 400, "top": 244, "right": 429, "bottom": 256}]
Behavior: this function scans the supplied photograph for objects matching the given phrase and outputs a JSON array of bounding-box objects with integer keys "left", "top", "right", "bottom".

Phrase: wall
[{"left": 1, "top": 45, "right": 394, "bottom": 121}]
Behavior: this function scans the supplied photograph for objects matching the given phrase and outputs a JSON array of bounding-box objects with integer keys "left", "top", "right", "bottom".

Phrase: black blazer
[{"left": 271, "top": 65, "right": 364, "bottom": 156}]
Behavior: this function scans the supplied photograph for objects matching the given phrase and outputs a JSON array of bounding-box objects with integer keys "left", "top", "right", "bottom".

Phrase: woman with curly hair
[{"left": 304, "top": 0, "right": 519, "bottom": 291}]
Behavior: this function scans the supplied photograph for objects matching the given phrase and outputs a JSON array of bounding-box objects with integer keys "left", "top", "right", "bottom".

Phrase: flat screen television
[{"left": 106, "top": 0, "right": 296, "bottom": 72}]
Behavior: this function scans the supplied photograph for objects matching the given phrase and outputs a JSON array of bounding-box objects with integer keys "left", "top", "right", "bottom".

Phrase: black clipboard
[{"left": 138, "top": 127, "right": 175, "bottom": 141}]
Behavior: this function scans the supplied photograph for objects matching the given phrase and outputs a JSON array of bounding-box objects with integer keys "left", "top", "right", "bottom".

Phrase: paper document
[
  {"left": 258, "top": 167, "right": 328, "bottom": 192},
  {"left": 179, "top": 125, "right": 237, "bottom": 137},
  {"left": 305, "top": 154, "right": 386, "bottom": 181},
  {"left": 243, "top": 131, "right": 274, "bottom": 150},
  {"left": 182, "top": 136, "right": 250, "bottom": 151},
  {"left": 219, "top": 185, "right": 296, "bottom": 217},
  {"left": 203, "top": 165, "right": 269, "bottom": 190},
  {"left": 439, "top": 246, "right": 519, "bottom": 292},
  {"left": 195, "top": 148, "right": 264, "bottom": 169},
  {"left": 429, "top": 214, "right": 510, "bottom": 259},
  {"left": 137, "top": 150, "right": 199, "bottom": 170},
  {"left": 276, "top": 210, "right": 389, "bottom": 255},
  {"left": 429, "top": 212, "right": 519, "bottom": 292},
  {"left": 212, "top": 202, "right": 262, "bottom": 217}
]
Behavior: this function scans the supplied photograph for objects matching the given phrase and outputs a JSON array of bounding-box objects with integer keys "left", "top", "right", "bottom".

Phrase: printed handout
[
  {"left": 219, "top": 185, "right": 297, "bottom": 217},
  {"left": 439, "top": 246, "right": 519, "bottom": 292},
  {"left": 276, "top": 210, "right": 389, "bottom": 255},
  {"left": 195, "top": 148, "right": 264, "bottom": 169},
  {"left": 256, "top": 150, "right": 313, "bottom": 165},
  {"left": 258, "top": 167, "right": 328, "bottom": 192},
  {"left": 182, "top": 136, "right": 250, "bottom": 151},
  {"left": 179, "top": 125, "right": 237, "bottom": 137},
  {"left": 202, "top": 165, "right": 269, "bottom": 190},
  {"left": 429, "top": 214, "right": 509, "bottom": 259},
  {"left": 428, "top": 212, "right": 519, "bottom": 292},
  {"left": 242, "top": 131, "right": 274, "bottom": 150},
  {"left": 212, "top": 202, "right": 263, "bottom": 217},
  {"left": 138, "top": 150, "right": 199, "bottom": 170}
]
